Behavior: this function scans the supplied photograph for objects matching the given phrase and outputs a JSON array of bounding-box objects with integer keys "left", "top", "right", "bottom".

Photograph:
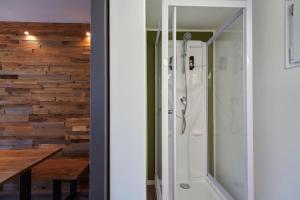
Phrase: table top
[{"left": 0, "top": 148, "right": 62, "bottom": 185}]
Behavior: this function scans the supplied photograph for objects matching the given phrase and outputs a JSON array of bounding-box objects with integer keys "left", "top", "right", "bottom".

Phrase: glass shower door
[
  {"left": 213, "top": 11, "right": 247, "bottom": 200},
  {"left": 168, "top": 7, "right": 177, "bottom": 200},
  {"left": 159, "top": 2, "right": 253, "bottom": 200},
  {"left": 157, "top": 5, "right": 177, "bottom": 200}
]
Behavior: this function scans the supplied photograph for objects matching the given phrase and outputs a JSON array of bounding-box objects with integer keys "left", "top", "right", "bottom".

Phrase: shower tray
[{"left": 176, "top": 179, "right": 222, "bottom": 200}]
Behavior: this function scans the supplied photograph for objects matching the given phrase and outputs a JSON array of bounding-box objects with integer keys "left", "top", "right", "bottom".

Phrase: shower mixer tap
[
  {"left": 169, "top": 56, "right": 173, "bottom": 70},
  {"left": 180, "top": 96, "right": 187, "bottom": 105}
]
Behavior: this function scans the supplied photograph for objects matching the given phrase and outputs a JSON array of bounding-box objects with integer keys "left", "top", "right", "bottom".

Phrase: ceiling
[
  {"left": 147, "top": 0, "right": 240, "bottom": 30},
  {"left": 0, "top": 0, "right": 239, "bottom": 28},
  {"left": 0, "top": 0, "right": 90, "bottom": 23}
]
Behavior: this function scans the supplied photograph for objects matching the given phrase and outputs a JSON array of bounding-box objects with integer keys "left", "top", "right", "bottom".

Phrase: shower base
[{"left": 177, "top": 180, "right": 223, "bottom": 200}]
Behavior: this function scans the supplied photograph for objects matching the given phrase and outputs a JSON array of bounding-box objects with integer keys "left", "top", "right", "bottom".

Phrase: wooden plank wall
[{"left": 0, "top": 22, "right": 90, "bottom": 158}]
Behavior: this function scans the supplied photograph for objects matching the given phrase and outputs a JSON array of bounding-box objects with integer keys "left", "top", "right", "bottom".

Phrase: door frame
[
  {"left": 90, "top": 0, "right": 109, "bottom": 199},
  {"left": 160, "top": 0, "right": 253, "bottom": 200}
]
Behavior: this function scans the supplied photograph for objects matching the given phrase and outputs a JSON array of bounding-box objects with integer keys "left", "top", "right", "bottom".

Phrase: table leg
[
  {"left": 66, "top": 180, "right": 77, "bottom": 200},
  {"left": 53, "top": 180, "right": 62, "bottom": 200},
  {"left": 20, "top": 169, "right": 31, "bottom": 200}
]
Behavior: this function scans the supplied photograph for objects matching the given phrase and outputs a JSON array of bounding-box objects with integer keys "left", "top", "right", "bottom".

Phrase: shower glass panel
[
  {"left": 213, "top": 13, "right": 247, "bottom": 199},
  {"left": 156, "top": 1, "right": 253, "bottom": 199},
  {"left": 168, "top": 7, "right": 176, "bottom": 199}
]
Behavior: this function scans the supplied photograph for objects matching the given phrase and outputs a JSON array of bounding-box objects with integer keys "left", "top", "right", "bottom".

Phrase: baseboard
[{"left": 147, "top": 180, "right": 155, "bottom": 185}]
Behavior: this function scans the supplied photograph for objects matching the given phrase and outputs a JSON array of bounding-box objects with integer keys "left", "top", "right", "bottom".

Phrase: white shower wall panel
[{"left": 168, "top": 40, "right": 207, "bottom": 183}]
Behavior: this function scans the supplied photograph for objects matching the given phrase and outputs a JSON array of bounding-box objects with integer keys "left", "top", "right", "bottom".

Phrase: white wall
[
  {"left": 109, "top": 0, "right": 147, "bottom": 199},
  {"left": 253, "top": 0, "right": 300, "bottom": 199},
  {"left": 0, "top": 0, "right": 90, "bottom": 23}
]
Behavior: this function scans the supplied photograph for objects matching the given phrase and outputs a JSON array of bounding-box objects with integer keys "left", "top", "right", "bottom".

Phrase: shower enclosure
[{"left": 154, "top": 1, "right": 253, "bottom": 200}]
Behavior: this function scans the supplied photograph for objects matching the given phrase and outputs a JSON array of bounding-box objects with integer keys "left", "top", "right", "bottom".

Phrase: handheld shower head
[{"left": 183, "top": 32, "right": 192, "bottom": 42}]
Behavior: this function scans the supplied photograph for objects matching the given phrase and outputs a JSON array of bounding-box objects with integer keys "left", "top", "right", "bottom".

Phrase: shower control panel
[{"left": 189, "top": 56, "right": 195, "bottom": 70}]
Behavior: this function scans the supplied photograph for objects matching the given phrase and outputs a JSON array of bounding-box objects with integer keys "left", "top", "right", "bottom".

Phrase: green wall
[
  {"left": 147, "top": 31, "right": 214, "bottom": 180},
  {"left": 147, "top": 31, "right": 156, "bottom": 180}
]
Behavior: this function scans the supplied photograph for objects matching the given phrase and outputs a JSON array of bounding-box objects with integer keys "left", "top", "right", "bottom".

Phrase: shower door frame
[{"left": 157, "top": 0, "right": 253, "bottom": 200}]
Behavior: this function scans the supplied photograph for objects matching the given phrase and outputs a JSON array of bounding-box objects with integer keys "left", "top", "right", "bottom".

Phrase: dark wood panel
[{"left": 0, "top": 22, "right": 90, "bottom": 158}]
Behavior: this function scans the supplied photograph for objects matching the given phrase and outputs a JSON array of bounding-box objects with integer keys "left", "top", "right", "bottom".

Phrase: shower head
[
  {"left": 183, "top": 32, "right": 192, "bottom": 42},
  {"left": 183, "top": 32, "right": 192, "bottom": 57}
]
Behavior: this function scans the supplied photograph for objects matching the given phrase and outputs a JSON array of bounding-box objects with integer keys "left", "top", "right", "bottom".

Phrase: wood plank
[
  {"left": 0, "top": 114, "right": 29, "bottom": 122},
  {"left": 4, "top": 106, "right": 33, "bottom": 115},
  {"left": 65, "top": 118, "right": 89, "bottom": 128},
  {"left": 0, "top": 139, "right": 32, "bottom": 150},
  {"left": 0, "top": 88, "right": 7, "bottom": 95},
  {"left": 4, "top": 123, "right": 33, "bottom": 132},
  {"left": 65, "top": 135, "right": 89, "bottom": 142},
  {"left": 72, "top": 126, "right": 89, "bottom": 132}
]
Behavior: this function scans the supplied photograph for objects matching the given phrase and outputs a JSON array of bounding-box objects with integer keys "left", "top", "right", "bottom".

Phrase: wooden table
[{"left": 0, "top": 148, "right": 62, "bottom": 200}]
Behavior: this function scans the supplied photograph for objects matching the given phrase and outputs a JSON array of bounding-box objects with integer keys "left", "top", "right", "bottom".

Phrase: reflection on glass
[
  {"left": 168, "top": 12, "right": 175, "bottom": 199},
  {"left": 214, "top": 15, "right": 247, "bottom": 199}
]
